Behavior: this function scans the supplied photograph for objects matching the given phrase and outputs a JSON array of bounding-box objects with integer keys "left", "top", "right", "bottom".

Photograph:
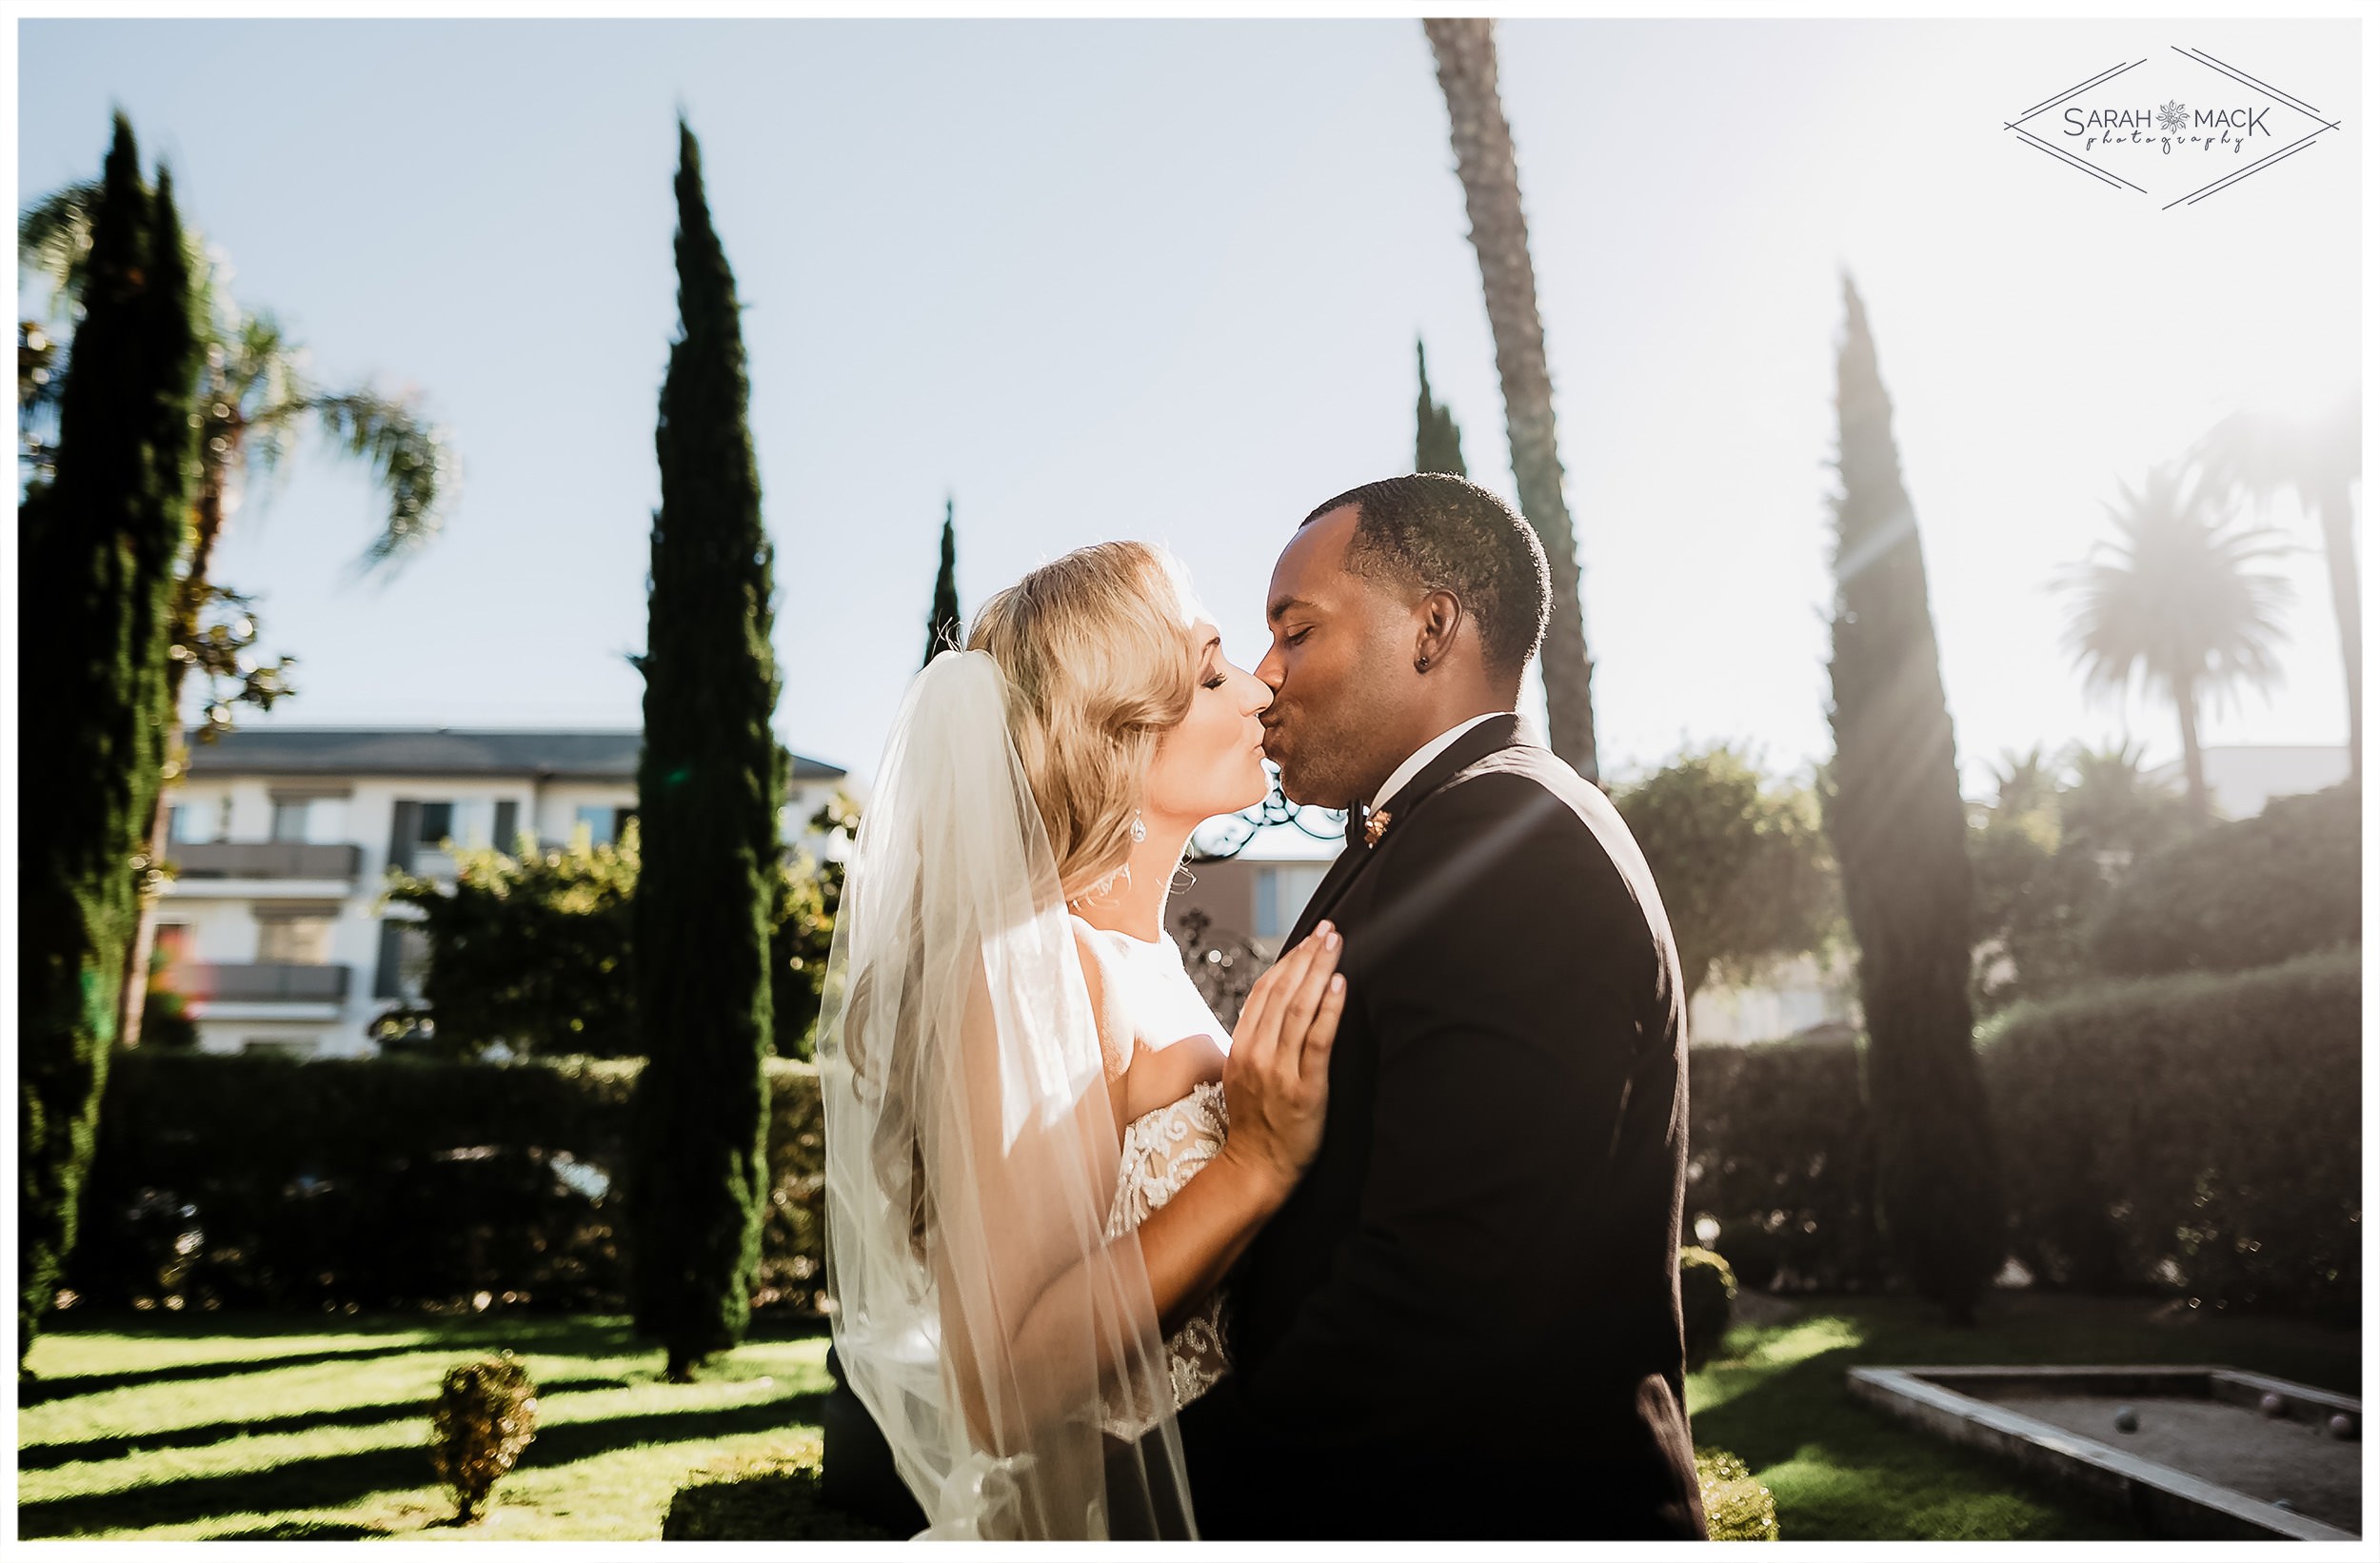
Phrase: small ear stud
[{"left": 1415, "top": 654, "right": 1431, "bottom": 672}]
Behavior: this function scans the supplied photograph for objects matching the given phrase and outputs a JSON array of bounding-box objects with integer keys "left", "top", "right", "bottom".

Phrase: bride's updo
[{"left": 965, "top": 541, "right": 1201, "bottom": 902}]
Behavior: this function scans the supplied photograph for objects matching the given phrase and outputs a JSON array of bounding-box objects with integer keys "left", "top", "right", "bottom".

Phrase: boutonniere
[{"left": 1362, "top": 807, "right": 1393, "bottom": 848}]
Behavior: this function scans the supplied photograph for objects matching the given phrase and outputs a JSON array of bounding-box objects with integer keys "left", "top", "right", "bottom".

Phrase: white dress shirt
[{"left": 1368, "top": 711, "right": 1510, "bottom": 816}]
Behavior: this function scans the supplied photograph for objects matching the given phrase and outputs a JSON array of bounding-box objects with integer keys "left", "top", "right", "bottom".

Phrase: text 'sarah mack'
[{"left": 2066, "top": 104, "right": 2273, "bottom": 154}]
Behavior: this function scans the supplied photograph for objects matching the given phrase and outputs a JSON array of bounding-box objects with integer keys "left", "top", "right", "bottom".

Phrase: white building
[
  {"left": 1165, "top": 819, "right": 1344, "bottom": 958},
  {"left": 1688, "top": 952, "right": 1860, "bottom": 1046},
  {"left": 155, "top": 726, "right": 849, "bottom": 1058},
  {"left": 2144, "top": 743, "right": 2351, "bottom": 821}
]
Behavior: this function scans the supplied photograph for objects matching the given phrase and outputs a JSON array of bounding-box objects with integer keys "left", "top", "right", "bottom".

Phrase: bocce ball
[
  {"left": 2330, "top": 1414, "right": 2356, "bottom": 1441},
  {"left": 2112, "top": 1406, "right": 2139, "bottom": 1434},
  {"left": 2259, "top": 1393, "right": 2287, "bottom": 1418}
]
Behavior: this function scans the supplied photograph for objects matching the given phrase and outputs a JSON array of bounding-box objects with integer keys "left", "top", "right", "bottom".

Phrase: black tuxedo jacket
[{"left": 1175, "top": 715, "right": 1709, "bottom": 1540}]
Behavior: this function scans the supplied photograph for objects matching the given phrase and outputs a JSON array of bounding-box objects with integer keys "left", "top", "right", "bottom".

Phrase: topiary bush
[
  {"left": 1695, "top": 1448, "right": 1779, "bottom": 1540},
  {"left": 1679, "top": 1247, "right": 1738, "bottom": 1369},
  {"left": 2086, "top": 782, "right": 2358, "bottom": 978},
  {"left": 1979, "top": 948, "right": 2360, "bottom": 1319},
  {"left": 428, "top": 1353, "right": 540, "bottom": 1523}
]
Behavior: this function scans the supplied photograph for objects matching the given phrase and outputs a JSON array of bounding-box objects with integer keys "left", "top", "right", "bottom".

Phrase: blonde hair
[{"left": 966, "top": 541, "right": 1201, "bottom": 902}]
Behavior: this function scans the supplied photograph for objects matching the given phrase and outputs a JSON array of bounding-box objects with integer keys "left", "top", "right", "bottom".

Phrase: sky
[{"left": 16, "top": 14, "right": 2363, "bottom": 800}]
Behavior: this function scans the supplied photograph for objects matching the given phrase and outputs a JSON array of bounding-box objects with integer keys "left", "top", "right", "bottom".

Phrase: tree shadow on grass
[
  {"left": 663, "top": 1463, "right": 896, "bottom": 1541},
  {"left": 18, "top": 1392, "right": 827, "bottom": 1537},
  {"left": 18, "top": 1375, "right": 632, "bottom": 1471},
  {"left": 23, "top": 1315, "right": 655, "bottom": 1405},
  {"left": 209, "top": 1519, "right": 397, "bottom": 1540},
  {"left": 20, "top": 1343, "right": 446, "bottom": 1406}
]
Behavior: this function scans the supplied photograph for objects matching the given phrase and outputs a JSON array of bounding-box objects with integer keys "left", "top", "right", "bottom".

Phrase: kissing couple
[{"left": 818, "top": 473, "right": 1709, "bottom": 1541}]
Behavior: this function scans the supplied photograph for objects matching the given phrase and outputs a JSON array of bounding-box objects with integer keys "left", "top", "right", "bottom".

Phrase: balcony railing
[
  {"left": 169, "top": 842, "right": 363, "bottom": 880},
  {"left": 181, "top": 962, "right": 352, "bottom": 1002}
]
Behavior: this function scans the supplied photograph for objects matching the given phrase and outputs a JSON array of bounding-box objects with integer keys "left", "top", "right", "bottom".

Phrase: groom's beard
[{"left": 1265, "top": 686, "right": 1400, "bottom": 813}]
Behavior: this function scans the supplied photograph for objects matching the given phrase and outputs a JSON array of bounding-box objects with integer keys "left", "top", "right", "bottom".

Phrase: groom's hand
[{"left": 1218, "top": 922, "right": 1346, "bottom": 1205}]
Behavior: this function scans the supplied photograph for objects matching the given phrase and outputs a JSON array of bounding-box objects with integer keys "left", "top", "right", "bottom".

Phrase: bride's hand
[{"left": 1219, "top": 920, "right": 1347, "bottom": 1202}]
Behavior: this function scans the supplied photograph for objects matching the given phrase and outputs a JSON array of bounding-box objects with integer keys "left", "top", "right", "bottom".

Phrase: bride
[{"left": 818, "top": 541, "right": 1347, "bottom": 1539}]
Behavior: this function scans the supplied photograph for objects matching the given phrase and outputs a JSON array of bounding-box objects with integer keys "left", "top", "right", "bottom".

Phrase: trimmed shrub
[
  {"left": 429, "top": 1354, "right": 539, "bottom": 1523},
  {"left": 60, "top": 1052, "right": 826, "bottom": 1316},
  {"left": 1979, "top": 949, "right": 2360, "bottom": 1319},
  {"left": 1695, "top": 1448, "right": 1780, "bottom": 1540},
  {"left": 1679, "top": 1247, "right": 1737, "bottom": 1369},
  {"left": 2087, "top": 783, "right": 2358, "bottom": 978},
  {"left": 1685, "top": 1034, "right": 1884, "bottom": 1292}
]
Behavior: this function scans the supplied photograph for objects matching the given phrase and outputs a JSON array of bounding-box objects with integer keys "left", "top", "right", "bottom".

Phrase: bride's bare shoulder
[{"left": 1069, "top": 917, "right": 1136, "bottom": 1082}]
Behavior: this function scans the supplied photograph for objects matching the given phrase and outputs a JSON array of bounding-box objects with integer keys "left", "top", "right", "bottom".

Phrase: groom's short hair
[{"left": 1300, "top": 473, "right": 1552, "bottom": 675}]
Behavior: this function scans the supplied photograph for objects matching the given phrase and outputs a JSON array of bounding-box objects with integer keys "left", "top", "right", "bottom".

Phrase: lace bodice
[
  {"left": 1104, "top": 1080, "right": 1232, "bottom": 1434},
  {"left": 1072, "top": 918, "right": 1235, "bottom": 1437}
]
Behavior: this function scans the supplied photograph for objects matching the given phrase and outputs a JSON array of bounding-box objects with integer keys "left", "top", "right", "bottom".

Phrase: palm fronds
[
  {"left": 312, "top": 388, "right": 458, "bottom": 574},
  {"left": 17, "top": 180, "right": 102, "bottom": 314},
  {"left": 2058, "top": 463, "right": 2295, "bottom": 715}
]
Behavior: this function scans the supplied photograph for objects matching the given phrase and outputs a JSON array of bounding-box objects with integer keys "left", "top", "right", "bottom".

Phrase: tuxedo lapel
[
  {"left": 1279, "top": 821, "right": 1368, "bottom": 947},
  {"left": 1280, "top": 714, "right": 1525, "bottom": 948}
]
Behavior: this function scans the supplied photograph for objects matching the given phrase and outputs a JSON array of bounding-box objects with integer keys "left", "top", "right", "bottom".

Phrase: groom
[{"left": 1175, "top": 473, "right": 1708, "bottom": 1539}]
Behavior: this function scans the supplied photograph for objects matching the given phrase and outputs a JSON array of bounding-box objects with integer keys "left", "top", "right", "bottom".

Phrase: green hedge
[
  {"left": 1689, "top": 950, "right": 2360, "bottom": 1320},
  {"left": 61, "top": 1053, "right": 825, "bottom": 1316},
  {"left": 1684, "top": 1034, "right": 1885, "bottom": 1292},
  {"left": 60, "top": 951, "right": 2362, "bottom": 1325},
  {"left": 2086, "top": 783, "right": 2359, "bottom": 978},
  {"left": 1979, "top": 949, "right": 2360, "bottom": 1317}
]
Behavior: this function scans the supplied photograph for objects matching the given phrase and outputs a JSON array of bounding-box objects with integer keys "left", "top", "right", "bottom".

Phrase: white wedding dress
[
  {"left": 820, "top": 649, "right": 1206, "bottom": 1537},
  {"left": 1073, "top": 916, "right": 1236, "bottom": 1436}
]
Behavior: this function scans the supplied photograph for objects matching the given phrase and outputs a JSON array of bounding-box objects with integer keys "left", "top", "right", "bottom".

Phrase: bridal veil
[{"left": 817, "top": 648, "right": 1195, "bottom": 1539}]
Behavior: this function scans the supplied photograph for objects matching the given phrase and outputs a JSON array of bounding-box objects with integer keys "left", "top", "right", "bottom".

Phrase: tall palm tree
[
  {"left": 2058, "top": 463, "right": 2293, "bottom": 825},
  {"left": 1422, "top": 17, "right": 1597, "bottom": 781},
  {"left": 2191, "top": 392, "right": 2360, "bottom": 783},
  {"left": 21, "top": 180, "right": 458, "bottom": 1047}
]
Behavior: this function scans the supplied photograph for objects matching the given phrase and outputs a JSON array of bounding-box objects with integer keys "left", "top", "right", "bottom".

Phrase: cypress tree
[
  {"left": 627, "top": 121, "right": 783, "bottom": 1380},
  {"left": 1822, "top": 273, "right": 2003, "bottom": 1324},
  {"left": 922, "top": 495, "right": 960, "bottom": 666},
  {"left": 1414, "top": 338, "right": 1467, "bottom": 477},
  {"left": 18, "top": 116, "right": 200, "bottom": 1371}
]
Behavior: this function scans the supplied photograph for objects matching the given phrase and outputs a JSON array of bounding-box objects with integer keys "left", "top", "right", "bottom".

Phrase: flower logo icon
[{"left": 2156, "top": 99, "right": 2190, "bottom": 133}]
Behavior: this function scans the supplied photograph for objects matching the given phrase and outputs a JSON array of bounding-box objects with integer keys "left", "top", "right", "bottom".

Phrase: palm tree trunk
[
  {"left": 2317, "top": 478, "right": 2361, "bottom": 784},
  {"left": 112, "top": 461, "right": 228, "bottom": 1050},
  {"left": 2176, "top": 673, "right": 2211, "bottom": 825},
  {"left": 1423, "top": 17, "right": 1598, "bottom": 782}
]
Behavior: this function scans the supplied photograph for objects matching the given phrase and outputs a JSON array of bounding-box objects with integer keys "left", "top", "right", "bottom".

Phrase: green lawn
[
  {"left": 16, "top": 1294, "right": 2361, "bottom": 1541},
  {"left": 17, "top": 1312, "right": 835, "bottom": 1541},
  {"left": 1685, "top": 1291, "right": 2363, "bottom": 1541}
]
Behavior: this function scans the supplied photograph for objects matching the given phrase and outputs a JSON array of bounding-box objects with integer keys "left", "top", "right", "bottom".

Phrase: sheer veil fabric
[{"left": 818, "top": 649, "right": 1196, "bottom": 1539}]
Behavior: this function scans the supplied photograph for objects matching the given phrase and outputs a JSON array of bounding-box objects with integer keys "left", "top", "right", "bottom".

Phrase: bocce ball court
[{"left": 1847, "top": 1363, "right": 2362, "bottom": 1540}]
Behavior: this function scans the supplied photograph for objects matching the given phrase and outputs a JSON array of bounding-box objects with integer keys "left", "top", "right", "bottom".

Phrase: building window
[
  {"left": 270, "top": 798, "right": 310, "bottom": 842},
  {"left": 1253, "top": 865, "right": 1332, "bottom": 940},
  {"left": 417, "top": 801, "right": 455, "bottom": 846},
  {"left": 170, "top": 796, "right": 231, "bottom": 843},
  {"left": 256, "top": 912, "right": 337, "bottom": 965},
  {"left": 493, "top": 799, "right": 520, "bottom": 852},
  {"left": 374, "top": 919, "right": 431, "bottom": 1000},
  {"left": 575, "top": 804, "right": 633, "bottom": 846},
  {"left": 154, "top": 922, "right": 191, "bottom": 967}
]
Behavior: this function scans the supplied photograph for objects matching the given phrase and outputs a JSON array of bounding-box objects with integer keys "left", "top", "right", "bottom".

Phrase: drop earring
[{"left": 1131, "top": 811, "right": 1147, "bottom": 843}]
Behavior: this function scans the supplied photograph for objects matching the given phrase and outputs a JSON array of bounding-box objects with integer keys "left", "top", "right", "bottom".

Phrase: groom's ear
[{"left": 1411, "top": 588, "right": 1465, "bottom": 674}]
